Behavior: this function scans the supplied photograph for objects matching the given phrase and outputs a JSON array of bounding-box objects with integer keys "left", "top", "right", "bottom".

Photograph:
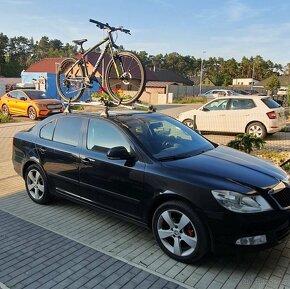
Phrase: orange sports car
[{"left": 0, "top": 89, "right": 64, "bottom": 120}]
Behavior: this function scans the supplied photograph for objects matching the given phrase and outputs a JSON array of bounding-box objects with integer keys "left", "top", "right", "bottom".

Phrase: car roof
[{"left": 208, "top": 95, "right": 267, "bottom": 100}]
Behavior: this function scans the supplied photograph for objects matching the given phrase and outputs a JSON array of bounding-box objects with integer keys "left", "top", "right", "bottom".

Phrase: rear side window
[
  {"left": 40, "top": 120, "right": 56, "bottom": 140},
  {"left": 53, "top": 117, "right": 82, "bottom": 146},
  {"left": 262, "top": 98, "right": 281, "bottom": 108}
]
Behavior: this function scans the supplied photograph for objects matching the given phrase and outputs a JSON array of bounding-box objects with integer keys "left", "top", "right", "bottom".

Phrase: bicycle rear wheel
[
  {"left": 104, "top": 51, "right": 146, "bottom": 104},
  {"left": 56, "top": 58, "right": 85, "bottom": 102}
]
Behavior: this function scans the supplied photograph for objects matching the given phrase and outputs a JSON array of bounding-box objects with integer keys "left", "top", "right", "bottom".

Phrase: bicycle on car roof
[{"left": 56, "top": 19, "right": 146, "bottom": 105}]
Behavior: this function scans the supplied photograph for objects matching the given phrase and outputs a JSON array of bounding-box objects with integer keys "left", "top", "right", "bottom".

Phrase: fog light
[{"left": 235, "top": 235, "right": 267, "bottom": 245}]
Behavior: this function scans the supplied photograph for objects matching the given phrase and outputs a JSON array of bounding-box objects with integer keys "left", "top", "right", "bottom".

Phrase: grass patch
[
  {"left": 173, "top": 96, "right": 207, "bottom": 104},
  {"left": 255, "top": 151, "right": 290, "bottom": 173},
  {"left": 0, "top": 113, "right": 15, "bottom": 123},
  {"left": 70, "top": 105, "right": 84, "bottom": 111}
]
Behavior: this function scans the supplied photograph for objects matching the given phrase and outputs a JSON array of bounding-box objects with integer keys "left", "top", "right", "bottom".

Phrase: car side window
[
  {"left": 87, "top": 119, "right": 131, "bottom": 153},
  {"left": 8, "top": 91, "right": 17, "bottom": 98},
  {"left": 230, "top": 99, "right": 255, "bottom": 110},
  {"left": 16, "top": 91, "right": 27, "bottom": 100},
  {"left": 40, "top": 120, "right": 56, "bottom": 141},
  {"left": 204, "top": 99, "right": 229, "bottom": 111},
  {"left": 53, "top": 117, "right": 82, "bottom": 146}
]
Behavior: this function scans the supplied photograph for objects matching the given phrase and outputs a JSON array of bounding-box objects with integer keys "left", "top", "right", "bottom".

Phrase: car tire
[
  {"left": 182, "top": 119, "right": 194, "bottom": 129},
  {"left": 2, "top": 104, "right": 9, "bottom": 116},
  {"left": 24, "top": 164, "right": 52, "bottom": 204},
  {"left": 246, "top": 122, "right": 267, "bottom": 139},
  {"left": 28, "top": 106, "right": 37, "bottom": 120},
  {"left": 152, "top": 201, "right": 209, "bottom": 263}
]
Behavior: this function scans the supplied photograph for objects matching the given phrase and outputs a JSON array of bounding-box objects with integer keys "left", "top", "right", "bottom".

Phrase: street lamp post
[
  {"left": 251, "top": 61, "right": 255, "bottom": 91},
  {"left": 199, "top": 51, "right": 206, "bottom": 95}
]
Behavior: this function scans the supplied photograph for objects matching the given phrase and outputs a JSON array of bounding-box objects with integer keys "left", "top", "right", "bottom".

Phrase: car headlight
[
  {"left": 211, "top": 190, "right": 272, "bottom": 213},
  {"left": 36, "top": 104, "right": 47, "bottom": 108}
]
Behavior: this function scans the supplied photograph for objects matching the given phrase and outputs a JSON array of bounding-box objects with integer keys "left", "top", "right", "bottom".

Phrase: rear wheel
[
  {"left": 105, "top": 51, "right": 145, "bottom": 104},
  {"left": 246, "top": 122, "right": 267, "bottom": 139},
  {"left": 25, "top": 164, "right": 52, "bottom": 204},
  {"left": 152, "top": 201, "right": 209, "bottom": 263},
  {"left": 1, "top": 104, "right": 9, "bottom": 116},
  {"left": 56, "top": 58, "right": 85, "bottom": 102}
]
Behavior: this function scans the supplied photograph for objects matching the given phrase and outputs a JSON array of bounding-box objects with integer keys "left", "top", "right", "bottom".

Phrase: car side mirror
[
  {"left": 20, "top": 97, "right": 26, "bottom": 101},
  {"left": 107, "top": 146, "right": 134, "bottom": 160},
  {"left": 203, "top": 107, "right": 210, "bottom": 112}
]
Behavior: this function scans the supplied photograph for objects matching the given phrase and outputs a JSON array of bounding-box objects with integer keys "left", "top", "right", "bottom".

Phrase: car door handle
[
  {"left": 38, "top": 147, "right": 46, "bottom": 154},
  {"left": 81, "top": 157, "right": 95, "bottom": 165}
]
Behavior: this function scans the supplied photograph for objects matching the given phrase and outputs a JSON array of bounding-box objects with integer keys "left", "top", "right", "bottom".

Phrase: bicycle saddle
[{"left": 73, "top": 39, "right": 88, "bottom": 45}]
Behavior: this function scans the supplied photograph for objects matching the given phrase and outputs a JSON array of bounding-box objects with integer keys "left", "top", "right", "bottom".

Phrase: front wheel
[
  {"left": 152, "top": 201, "right": 209, "bottom": 263},
  {"left": 105, "top": 51, "right": 146, "bottom": 104},
  {"left": 56, "top": 58, "right": 85, "bottom": 102}
]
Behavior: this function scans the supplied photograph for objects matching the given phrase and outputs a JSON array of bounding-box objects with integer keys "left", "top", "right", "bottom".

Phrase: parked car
[
  {"left": 13, "top": 111, "right": 290, "bottom": 263},
  {"left": 178, "top": 96, "right": 286, "bottom": 138},
  {"left": 199, "top": 89, "right": 241, "bottom": 98},
  {"left": 0, "top": 89, "right": 64, "bottom": 120},
  {"left": 243, "top": 89, "right": 261, "bottom": 95},
  {"left": 232, "top": 89, "right": 251, "bottom": 95}
]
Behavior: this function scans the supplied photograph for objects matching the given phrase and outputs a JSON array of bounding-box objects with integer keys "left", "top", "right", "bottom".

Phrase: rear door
[{"left": 36, "top": 116, "right": 84, "bottom": 195}]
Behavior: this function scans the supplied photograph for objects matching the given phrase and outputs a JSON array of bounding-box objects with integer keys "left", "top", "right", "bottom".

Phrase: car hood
[{"left": 162, "top": 146, "right": 287, "bottom": 190}]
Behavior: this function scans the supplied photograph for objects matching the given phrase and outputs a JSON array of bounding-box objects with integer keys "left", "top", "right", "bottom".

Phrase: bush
[
  {"left": 174, "top": 96, "right": 207, "bottom": 104},
  {"left": 0, "top": 113, "right": 14, "bottom": 123},
  {"left": 227, "top": 133, "right": 265, "bottom": 153}
]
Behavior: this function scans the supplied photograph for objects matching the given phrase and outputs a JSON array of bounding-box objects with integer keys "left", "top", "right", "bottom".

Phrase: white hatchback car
[{"left": 178, "top": 96, "right": 286, "bottom": 139}]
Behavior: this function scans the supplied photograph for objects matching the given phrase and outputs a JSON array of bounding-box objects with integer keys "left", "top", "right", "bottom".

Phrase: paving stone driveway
[{"left": 0, "top": 121, "right": 290, "bottom": 289}]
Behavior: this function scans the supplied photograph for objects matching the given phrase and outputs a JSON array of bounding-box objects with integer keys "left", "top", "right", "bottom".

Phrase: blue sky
[{"left": 0, "top": 0, "right": 289, "bottom": 65}]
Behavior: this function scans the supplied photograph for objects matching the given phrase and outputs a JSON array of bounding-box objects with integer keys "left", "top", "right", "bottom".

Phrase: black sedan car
[{"left": 13, "top": 111, "right": 290, "bottom": 263}]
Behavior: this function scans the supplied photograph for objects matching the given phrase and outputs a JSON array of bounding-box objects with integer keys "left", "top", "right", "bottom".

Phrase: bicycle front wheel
[
  {"left": 105, "top": 51, "right": 146, "bottom": 104},
  {"left": 56, "top": 58, "right": 85, "bottom": 102}
]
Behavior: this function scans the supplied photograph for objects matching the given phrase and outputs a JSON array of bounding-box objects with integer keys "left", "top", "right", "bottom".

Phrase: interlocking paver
[{"left": 0, "top": 210, "right": 185, "bottom": 289}]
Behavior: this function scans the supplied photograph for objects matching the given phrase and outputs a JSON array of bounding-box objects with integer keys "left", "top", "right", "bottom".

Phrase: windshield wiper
[{"left": 157, "top": 154, "right": 193, "bottom": 161}]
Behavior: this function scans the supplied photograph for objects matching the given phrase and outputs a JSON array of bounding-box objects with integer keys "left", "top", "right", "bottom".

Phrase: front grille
[
  {"left": 47, "top": 104, "right": 62, "bottom": 109},
  {"left": 270, "top": 182, "right": 290, "bottom": 209}
]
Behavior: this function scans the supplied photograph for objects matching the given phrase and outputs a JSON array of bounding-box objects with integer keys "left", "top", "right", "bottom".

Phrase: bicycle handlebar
[{"left": 89, "top": 19, "right": 131, "bottom": 34}]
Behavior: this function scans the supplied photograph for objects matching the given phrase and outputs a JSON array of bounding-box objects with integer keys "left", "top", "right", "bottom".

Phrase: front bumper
[{"left": 207, "top": 210, "right": 290, "bottom": 249}]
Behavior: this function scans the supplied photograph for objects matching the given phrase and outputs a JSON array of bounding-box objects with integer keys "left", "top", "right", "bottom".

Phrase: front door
[{"left": 79, "top": 118, "right": 145, "bottom": 219}]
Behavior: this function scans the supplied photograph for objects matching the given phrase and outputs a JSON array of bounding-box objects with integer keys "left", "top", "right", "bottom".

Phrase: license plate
[{"left": 51, "top": 109, "right": 60, "bottom": 113}]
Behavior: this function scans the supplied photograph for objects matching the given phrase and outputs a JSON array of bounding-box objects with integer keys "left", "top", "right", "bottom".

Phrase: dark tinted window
[
  {"left": 25, "top": 90, "right": 48, "bottom": 100},
  {"left": 40, "top": 120, "right": 56, "bottom": 140},
  {"left": 87, "top": 119, "right": 130, "bottom": 153},
  {"left": 262, "top": 97, "right": 281, "bottom": 108},
  {"left": 53, "top": 117, "right": 82, "bottom": 146}
]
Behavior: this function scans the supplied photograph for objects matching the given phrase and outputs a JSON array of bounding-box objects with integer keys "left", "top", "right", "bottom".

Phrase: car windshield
[
  {"left": 116, "top": 114, "right": 215, "bottom": 160},
  {"left": 25, "top": 90, "right": 49, "bottom": 100}
]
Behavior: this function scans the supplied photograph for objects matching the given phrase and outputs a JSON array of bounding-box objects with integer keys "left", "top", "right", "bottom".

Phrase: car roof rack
[{"left": 63, "top": 97, "right": 156, "bottom": 118}]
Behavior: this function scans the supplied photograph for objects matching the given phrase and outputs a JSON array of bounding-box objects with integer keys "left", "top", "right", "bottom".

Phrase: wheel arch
[
  {"left": 148, "top": 193, "right": 215, "bottom": 256},
  {"left": 245, "top": 121, "right": 267, "bottom": 134}
]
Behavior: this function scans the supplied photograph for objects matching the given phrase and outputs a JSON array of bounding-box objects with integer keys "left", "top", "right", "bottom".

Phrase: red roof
[{"left": 25, "top": 58, "right": 65, "bottom": 73}]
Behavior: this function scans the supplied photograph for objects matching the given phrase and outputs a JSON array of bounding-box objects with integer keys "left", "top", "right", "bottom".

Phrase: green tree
[{"left": 265, "top": 74, "right": 280, "bottom": 95}]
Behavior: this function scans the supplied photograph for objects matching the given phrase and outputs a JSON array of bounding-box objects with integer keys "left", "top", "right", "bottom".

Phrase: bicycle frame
[{"left": 65, "top": 31, "right": 122, "bottom": 84}]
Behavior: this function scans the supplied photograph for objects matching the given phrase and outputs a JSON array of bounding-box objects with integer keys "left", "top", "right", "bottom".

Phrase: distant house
[
  {"left": 22, "top": 54, "right": 106, "bottom": 100},
  {"left": 0, "top": 76, "right": 21, "bottom": 93},
  {"left": 232, "top": 78, "right": 258, "bottom": 86},
  {"left": 191, "top": 76, "right": 214, "bottom": 86},
  {"left": 146, "top": 69, "right": 193, "bottom": 94}
]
